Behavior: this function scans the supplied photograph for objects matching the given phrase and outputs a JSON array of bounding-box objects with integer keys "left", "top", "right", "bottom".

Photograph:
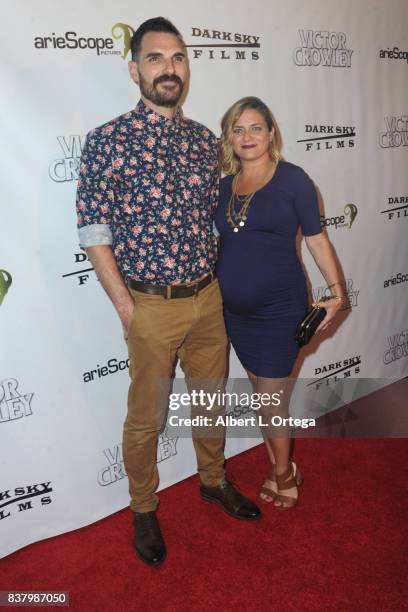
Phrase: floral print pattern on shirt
[{"left": 76, "top": 99, "right": 219, "bottom": 284}]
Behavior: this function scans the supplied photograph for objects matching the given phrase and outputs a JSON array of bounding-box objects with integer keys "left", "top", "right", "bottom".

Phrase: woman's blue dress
[{"left": 215, "top": 161, "right": 322, "bottom": 377}]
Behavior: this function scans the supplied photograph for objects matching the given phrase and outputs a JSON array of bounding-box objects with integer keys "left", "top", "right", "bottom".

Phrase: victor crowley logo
[
  {"left": 83, "top": 357, "right": 129, "bottom": 383},
  {"left": 186, "top": 26, "right": 260, "bottom": 60},
  {"left": 384, "top": 330, "right": 408, "bottom": 364},
  {"left": 0, "top": 379, "right": 34, "bottom": 424},
  {"left": 321, "top": 204, "right": 358, "bottom": 229},
  {"left": 384, "top": 272, "right": 408, "bottom": 288},
  {"left": 0, "top": 482, "right": 52, "bottom": 521},
  {"left": 380, "top": 116, "right": 408, "bottom": 148},
  {"left": 293, "top": 30, "right": 353, "bottom": 67},
  {"left": 98, "top": 444, "right": 127, "bottom": 486},
  {"left": 62, "top": 252, "right": 95, "bottom": 286},
  {"left": 379, "top": 47, "right": 408, "bottom": 63},
  {"left": 98, "top": 432, "right": 179, "bottom": 486},
  {"left": 0, "top": 269, "right": 12, "bottom": 306},
  {"left": 33, "top": 23, "right": 134, "bottom": 58},
  {"left": 312, "top": 278, "right": 359, "bottom": 309},
  {"left": 308, "top": 356, "right": 361, "bottom": 390},
  {"left": 49, "top": 135, "right": 86, "bottom": 183},
  {"left": 380, "top": 196, "right": 408, "bottom": 220},
  {"left": 298, "top": 124, "right": 355, "bottom": 151}
]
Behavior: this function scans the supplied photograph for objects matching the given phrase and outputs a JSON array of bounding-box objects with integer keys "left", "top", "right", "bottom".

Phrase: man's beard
[{"left": 139, "top": 73, "right": 184, "bottom": 108}]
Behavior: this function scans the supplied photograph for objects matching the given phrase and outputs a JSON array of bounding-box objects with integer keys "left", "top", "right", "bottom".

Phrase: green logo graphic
[
  {"left": 0, "top": 269, "right": 12, "bottom": 306},
  {"left": 112, "top": 23, "right": 135, "bottom": 60},
  {"left": 344, "top": 203, "right": 358, "bottom": 228}
]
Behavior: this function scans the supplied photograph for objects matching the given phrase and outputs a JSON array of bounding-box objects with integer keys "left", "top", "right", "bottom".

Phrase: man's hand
[
  {"left": 119, "top": 300, "right": 135, "bottom": 335},
  {"left": 84, "top": 245, "right": 135, "bottom": 331}
]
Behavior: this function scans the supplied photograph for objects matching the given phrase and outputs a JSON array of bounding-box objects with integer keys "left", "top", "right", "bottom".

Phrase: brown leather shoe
[
  {"left": 134, "top": 511, "right": 166, "bottom": 566},
  {"left": 200, "top": 479, "right": 261, "bottom": 520}
]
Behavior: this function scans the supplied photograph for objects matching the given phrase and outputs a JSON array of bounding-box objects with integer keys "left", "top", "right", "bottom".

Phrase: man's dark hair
[{"left": 130, "top": 17, "right": 183, "bottom": 60}]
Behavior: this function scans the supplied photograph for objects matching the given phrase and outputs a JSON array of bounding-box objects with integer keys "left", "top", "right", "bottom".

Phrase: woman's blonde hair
[{"left": 219, "top": 96, "right": 283, "bottom": 175}]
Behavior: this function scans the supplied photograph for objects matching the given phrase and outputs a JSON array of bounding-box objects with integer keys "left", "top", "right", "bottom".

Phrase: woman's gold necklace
[
  {"left": 226, "top": 174, "right": 255, "bottom": 233},
  {"left": 226, "top": 163, "right": 277, "bottom": 233}
]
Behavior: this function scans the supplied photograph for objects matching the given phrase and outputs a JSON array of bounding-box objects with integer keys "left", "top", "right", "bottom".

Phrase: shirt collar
[{"left": 134, "top": 98, "right": 183, "bottom": 127}]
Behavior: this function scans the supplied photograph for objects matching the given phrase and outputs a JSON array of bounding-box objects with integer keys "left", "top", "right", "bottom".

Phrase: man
[{"left": 76, "top": 17, "right": 260, "bottom": 566}]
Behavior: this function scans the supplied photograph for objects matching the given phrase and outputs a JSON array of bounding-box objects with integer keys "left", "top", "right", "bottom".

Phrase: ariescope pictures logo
[
  {"left": 383, "top": 330, "right": 408, "bottom": 364},
  {"left": 0, "top": 378, "right": 34, "bottom": 424},
  {"left": 379, "top": 116, "right": 408, "bottom": 148},
  {"left": 298, "top": 124, "right": 355, "bottom": 151},
  {"left": 312, "top": 278, "right": 359, "bottom": 308},
  {"left": 384, "top": 272, "right": 408, "bottom": 288},
  {"left": 379, "top": 47, "right": 408, "bottom": 63},
  {"left": 33, "top": 23, "right": 134, "bottom": 58},
  {"left": 308, "top": 356, "right": 361, "bottom": 390},
  {"left": 83, "top": 357, "right": 130, "bottom": 383},
  {"left": 62, "top": 253, "right": 95, "bottom": 286},
  {"left": 380, "top": 196, "right": 408, "bottom": 220},
  {"left": 49, "top": 135, "right": 86, "bottom": 183},
  {"left": 320, "top": 204, "right": 358, "bottom": 229},
  {"left": 187, "top": 27, "right": 260, "bottom": 60},
  {"left": 0, "top": 269, "right": 12, "bottom": 306},
  {"left": 98, "top": 432, "right": 178, "bottom": 486},
  {"left": 293, "top": 30, "right": 353, "bottom": 67},
  {"left": 0, "top": 482, "right": 52, "bottom": 521}
]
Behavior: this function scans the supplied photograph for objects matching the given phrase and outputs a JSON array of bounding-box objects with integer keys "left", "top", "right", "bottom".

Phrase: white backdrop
[{"left": 1, "top": 0, "right": 407, "bottom": 557}]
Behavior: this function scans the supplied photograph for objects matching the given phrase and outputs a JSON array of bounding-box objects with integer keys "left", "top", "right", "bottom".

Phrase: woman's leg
[
  {"left": 246, "top": 369, "right": 277, "bottom": 501},
  {"left": 255, "top": 376, "right": 300, "bottom": 508}
]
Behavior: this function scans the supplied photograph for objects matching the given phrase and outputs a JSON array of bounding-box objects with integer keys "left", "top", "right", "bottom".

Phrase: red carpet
[{"left": 0, "top": 439, "right": 406, "bottom": 611}]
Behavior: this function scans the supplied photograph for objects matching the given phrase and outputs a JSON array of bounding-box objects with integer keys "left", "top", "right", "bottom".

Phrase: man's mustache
[{"left": 153, "top": 74, "right": 183, "bottom": 87}]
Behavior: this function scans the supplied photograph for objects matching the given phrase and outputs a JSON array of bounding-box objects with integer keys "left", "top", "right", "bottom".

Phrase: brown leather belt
[{"left": 128, "top": 270, "right": 217, "bottom": 299}]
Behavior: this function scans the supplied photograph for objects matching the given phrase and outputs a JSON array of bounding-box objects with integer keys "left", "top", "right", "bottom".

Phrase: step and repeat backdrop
[{"left": 1, "top": 0, "right": 407, "bottom": 557}]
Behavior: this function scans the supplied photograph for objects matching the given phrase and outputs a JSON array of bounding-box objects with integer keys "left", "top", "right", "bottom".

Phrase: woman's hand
[{"left": 315, "top": 296, "right": 345, "bottom": 332}]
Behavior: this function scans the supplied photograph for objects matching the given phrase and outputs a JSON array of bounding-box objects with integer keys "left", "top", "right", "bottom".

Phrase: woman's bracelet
[
  {"left": 321, "top": 295, "right": 347, "bottom": 302},
  {"left": 329, "top": 295, "right": 347, "bottom": 301}
]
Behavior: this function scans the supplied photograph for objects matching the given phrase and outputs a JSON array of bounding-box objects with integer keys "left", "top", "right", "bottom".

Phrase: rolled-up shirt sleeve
[
  {"left": 78, "top": 223, "right": 113, "bottom": 248},
  {"left": 75, "top": 128, "right": 115, "bottom": 248}
]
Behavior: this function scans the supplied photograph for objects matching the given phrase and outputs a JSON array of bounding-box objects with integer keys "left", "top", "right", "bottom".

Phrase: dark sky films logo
[
  {"left": 98, "top": 433, "right": 178, "bottom": 486},
  {"left": 298, "top": 124, "right": 355, "bottom": 151},
  {"left": 380, "top": 196, "right": 408, "bottom": 220},
  {"left": 33, "top": 23, "right": 134, "bottom": 58},
  {"left": 309, "top": 356, "right": 361, "bottom": 390},
  {"left": 187, "top": 27, "right": 260, "bottom": 60},
  {"left": 293, "top": 30, "right": 353, "bottom": 67},
  {"left": 312, "top": 278, "right": 359, "bottom": 309},
  {"left": 0, "top": 482, "right": 52, "bottom": 521},
  {"left": 49, "top": 135, "right": 86, "bottom": 183},
  {"left": 380, "top": 116, "right": 408, "bottom": 148},
  {"left": 320, "top": 204, "right": 358, "bottom": 230},
  {"left": 384, "top": 330, "right": 408, "bottom": 364},
  {"left": 379, "top": 47, "right": 408, "bottom": 63},
  {"left": 83, "top": 357, "right": 130, "bottom": 384},
  {"left": 384, "top": 272, "right": 408, "bottom": 288},
  {"left": 62, "top": 252, "right": 95, "bottom": 286},
  {"left": 0, "top": 269, "right": 12, "bottom": 306},
  {"left": 0, "top": 378, "right": 34, "bottom": 424}
]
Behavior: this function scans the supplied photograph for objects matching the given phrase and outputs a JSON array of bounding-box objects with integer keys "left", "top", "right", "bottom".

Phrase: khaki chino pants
[{"left": 123, "top": 278, "right": 228, "bottom": 513}]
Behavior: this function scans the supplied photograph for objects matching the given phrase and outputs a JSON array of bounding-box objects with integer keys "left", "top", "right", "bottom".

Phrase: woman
[{"left": 215, "top": 97, "right": 346, "bottom": 509}]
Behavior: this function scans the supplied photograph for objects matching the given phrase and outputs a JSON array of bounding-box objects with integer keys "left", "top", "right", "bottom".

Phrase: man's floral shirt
[{"left": 76, "top": 99, "right": 219, "bottom": 284}]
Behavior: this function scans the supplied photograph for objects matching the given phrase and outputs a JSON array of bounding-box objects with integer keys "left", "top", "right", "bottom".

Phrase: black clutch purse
[{"left": 294, "top": 304, "right": 327, "bottom": 347}]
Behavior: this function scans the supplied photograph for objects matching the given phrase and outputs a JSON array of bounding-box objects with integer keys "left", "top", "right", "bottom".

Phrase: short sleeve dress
[{"left": 214, "top": 160, "right": 322, "bottom": 378}]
